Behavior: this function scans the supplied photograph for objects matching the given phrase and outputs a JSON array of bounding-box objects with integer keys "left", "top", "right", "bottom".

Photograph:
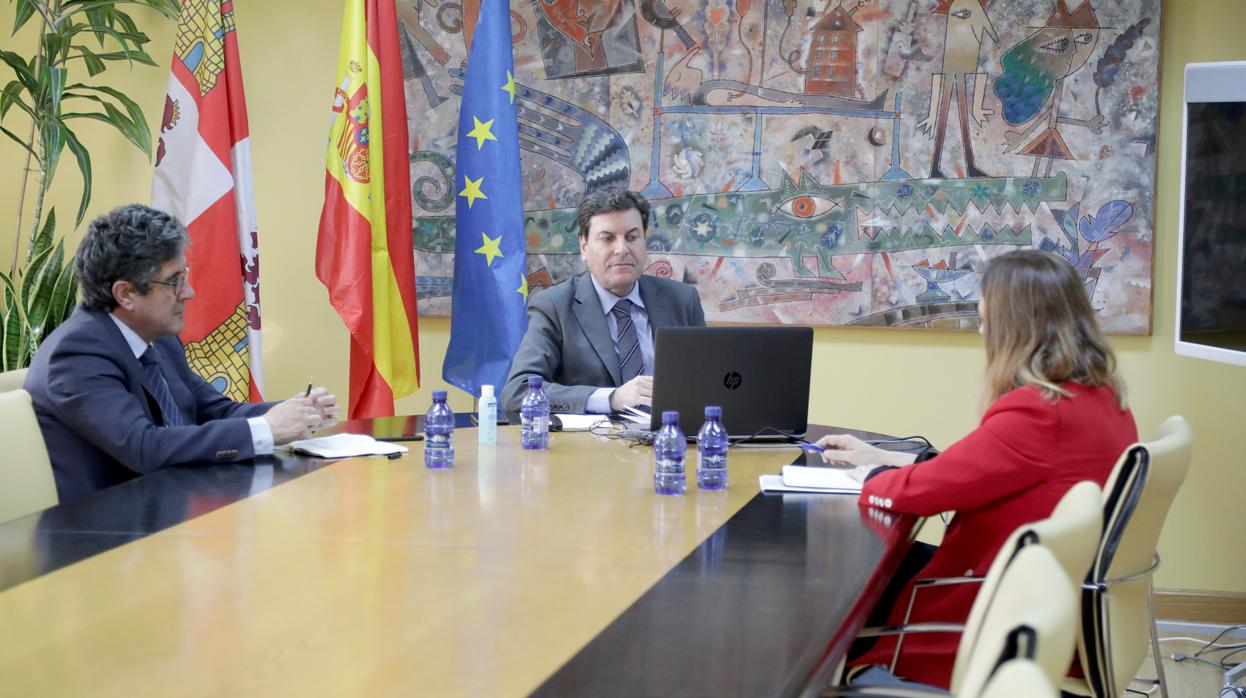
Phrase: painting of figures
[{"left": 402, "top": 0, "right": 1160, "bottom": 333}]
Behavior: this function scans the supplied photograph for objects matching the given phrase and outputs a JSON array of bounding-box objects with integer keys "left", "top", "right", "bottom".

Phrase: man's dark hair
[
  {"left": 575, "top": 187, "right": 650, "bottom": 240},
  {"left": 75, "top": 204, "right": 190, "bottom": 311}
]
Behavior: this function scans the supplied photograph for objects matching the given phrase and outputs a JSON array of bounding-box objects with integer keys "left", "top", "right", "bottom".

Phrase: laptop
[{"left": 648, "top": 326, "right": 813, "bottom": 441}]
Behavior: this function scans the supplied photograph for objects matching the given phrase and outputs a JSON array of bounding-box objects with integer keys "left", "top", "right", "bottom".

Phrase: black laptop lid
[{"left": 649, "top": 326, "right": 813, "bottom": 439}]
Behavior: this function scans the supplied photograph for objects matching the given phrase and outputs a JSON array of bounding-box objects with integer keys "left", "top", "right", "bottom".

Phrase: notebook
[{"left": 648, "top": 326, "right": 813, "bottom": 441}]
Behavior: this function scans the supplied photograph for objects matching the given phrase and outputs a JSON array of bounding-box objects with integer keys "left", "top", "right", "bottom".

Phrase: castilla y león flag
[
  {"left": 152, "top": 0, "right": 264, "bottom": 402},
  {"left": 316, "top": 0, "right": 421, "bottom": 418}
]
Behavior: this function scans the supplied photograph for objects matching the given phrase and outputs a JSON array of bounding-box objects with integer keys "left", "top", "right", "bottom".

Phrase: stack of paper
[
  {"left": 281, "top": 433, "right": 408, "bottom": 458},
  {"left": 758, "top": 465, "right": 865, "bottom": 494}
]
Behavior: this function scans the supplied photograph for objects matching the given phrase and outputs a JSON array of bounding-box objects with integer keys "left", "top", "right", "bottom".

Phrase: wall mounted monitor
[{"left": 1176, "top": 61, "right": 1246, "bottom": 367}]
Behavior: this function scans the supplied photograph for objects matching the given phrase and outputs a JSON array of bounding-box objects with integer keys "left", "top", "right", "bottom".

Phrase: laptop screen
[{"left": 648, "top": 326, "right": 813, "bottom": 440}]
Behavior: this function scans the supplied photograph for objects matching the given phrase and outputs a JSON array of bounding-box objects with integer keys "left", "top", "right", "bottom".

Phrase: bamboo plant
[{"left": 0, "top": 0, "right": 179, "bottom": 369}]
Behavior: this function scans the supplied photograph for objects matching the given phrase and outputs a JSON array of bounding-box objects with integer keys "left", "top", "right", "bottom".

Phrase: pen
[
  {"left": 800, "top": 443, "right": 824, "bottom": 452},
  {"left": 304, "top": 380, "right": 312, "bottom": 398}
]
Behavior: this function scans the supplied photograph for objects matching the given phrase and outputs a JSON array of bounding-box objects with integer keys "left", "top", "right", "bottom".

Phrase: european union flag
[{"left": 443, "top": 0, "right": 528, "bottom": 398}]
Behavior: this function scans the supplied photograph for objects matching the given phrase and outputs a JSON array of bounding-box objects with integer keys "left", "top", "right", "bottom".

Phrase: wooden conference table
[{"left": 0, "top": 419, "right": 916, "bottom": 697}]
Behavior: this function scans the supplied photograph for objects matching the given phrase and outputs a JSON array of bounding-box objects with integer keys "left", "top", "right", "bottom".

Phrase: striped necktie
[
  {"left": 611, "top": 299, "right": 643, "bottom": 383},
  {"left": 140, "top": 348, "right": 183, "bottom": 427}
]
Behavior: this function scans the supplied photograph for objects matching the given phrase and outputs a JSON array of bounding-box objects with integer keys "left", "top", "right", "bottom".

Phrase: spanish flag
[{"left": 316, "top": 0, "right": 420, "bottom": 418}]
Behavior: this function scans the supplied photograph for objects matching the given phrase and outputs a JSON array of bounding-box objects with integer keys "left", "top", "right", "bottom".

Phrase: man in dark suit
[
  {"left": 24, "top": 204, "right": 336, "bottom": 502},
  {"left": 501, "top": 189, "right": 705, "bottom": 414}
]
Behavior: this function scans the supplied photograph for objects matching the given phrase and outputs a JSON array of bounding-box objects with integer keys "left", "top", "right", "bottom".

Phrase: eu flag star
[
  {"left": 466, "top": 116, "right": 497, "bottom": 150},
  {"left": 459, "top": 175, "right": 487, "bottom": 208},
  {"left": 474, "top": 232, "right": 504, "bottom": 267},
  {"left": 517, "top": 272, "right": 528, "bottom": 299},
  {"left": 501, "top": 70, "right": 517, "bottom": 104}
]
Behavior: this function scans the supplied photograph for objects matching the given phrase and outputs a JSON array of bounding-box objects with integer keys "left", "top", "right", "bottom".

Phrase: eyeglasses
[{"left": 150, "top": 266, "right": 191, "bottom": 295}]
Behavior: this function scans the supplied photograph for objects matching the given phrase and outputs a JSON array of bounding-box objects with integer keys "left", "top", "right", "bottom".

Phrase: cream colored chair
[
  {"left": 0, "top": 367, "right": 29, "bottom": 392},
  {"left": 1064, "top": 416, "right": 1194, "bottom": 698},
  {"left": 888, "top": 481, "right": 1103, "bottom": 677},
  {"left": 825, "top": 544, "right": 1078, "bottom": 698},
  {"left": 979, "top": 659, "right": 1057, "bottom": 698},
  {"left": 0, "top": 389, "right": 58, "bottom": 524},
  {"left": 952, "top": 482, "right": 1101, "bottom": 684}
]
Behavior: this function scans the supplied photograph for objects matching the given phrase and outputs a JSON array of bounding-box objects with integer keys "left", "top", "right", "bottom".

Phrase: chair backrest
[
  {"left": 951, "top": 482, "right": 1102, "bottom": 689},
  {"left": 1030, "top": 481, "right": 1103, "bottom": 585},
  {"left": 1078, "top": 416, "right": 1194, "bottom": 698},
  {"left": 956, "top": 544, "right": 1078, "bottom": 697},
  {"left": 0, "top": 389, "right": 58, "bottom": 524},
  {"left": 0, "top": 367, "right": 29, "bottom": 392},
  {"left": 978, "top": 658, "right": 1058, "bottom": 698}
]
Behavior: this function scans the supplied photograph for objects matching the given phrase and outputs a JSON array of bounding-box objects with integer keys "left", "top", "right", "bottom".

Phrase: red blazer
[{"left": 851, "top": 382, "right": 1137, "bottom": 688}]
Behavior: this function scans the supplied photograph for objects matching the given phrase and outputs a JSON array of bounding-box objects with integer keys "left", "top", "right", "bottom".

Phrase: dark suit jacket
[
  {"left": 501, "top": 273, "right": 706, "bottom": 413},
  {"left": 24, "top": 305, "right": 274, "bottom": 502}
]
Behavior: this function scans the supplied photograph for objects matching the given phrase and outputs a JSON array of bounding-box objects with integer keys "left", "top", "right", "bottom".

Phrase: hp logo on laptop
[{"left": 723, "top": 371, "right": 743, "bottom": 390}]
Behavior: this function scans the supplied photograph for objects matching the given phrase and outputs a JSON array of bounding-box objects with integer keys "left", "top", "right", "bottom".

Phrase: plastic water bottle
[
  {"left": 653, "top": 410, "right": 686, "bottom": 495},
  {"left": 424, "top": 390, "right": 454, "bottom": 469},
  {"left": 477, "top": 384, "right": 497, "bottom": 444},
  {"left": 520, "top": 375, "right": 550, "bottom": 450},
  {"left": 696, "top": 405, "right": 729, "bottom": 490}
]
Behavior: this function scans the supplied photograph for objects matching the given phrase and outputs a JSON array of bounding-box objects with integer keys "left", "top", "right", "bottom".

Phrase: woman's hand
[{"left": 815, "top": 434, "right": 915, "bottom": 467}]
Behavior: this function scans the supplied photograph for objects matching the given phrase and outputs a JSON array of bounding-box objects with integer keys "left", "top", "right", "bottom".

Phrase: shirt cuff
[
  {"left": 248, "top": 416, "right": 274, "bottom": 455},
  {"left": 585, "top": 388, "right": 614, "bottom": 414}
]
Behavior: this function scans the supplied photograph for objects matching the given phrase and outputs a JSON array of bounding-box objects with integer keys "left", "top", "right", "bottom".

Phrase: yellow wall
[{"left": 1, "top": 1, "right": 1242, "bottom": 591}]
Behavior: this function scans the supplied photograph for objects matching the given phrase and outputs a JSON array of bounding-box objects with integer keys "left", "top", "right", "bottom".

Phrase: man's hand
[
  {"left": 609, "top": 375, "right": 653, "bottom": 412},
  {"left": 307, "top": 387, "right": 339, "bottom": 428},
  {"left": 263, "top": 397, "right": 322, "bottom": 444}
]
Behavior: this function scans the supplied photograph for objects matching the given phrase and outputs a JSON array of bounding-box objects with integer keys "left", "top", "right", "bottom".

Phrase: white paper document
[
  {"left": 758, "top": 465, "right": 865, "bottom": 495},
  {"left": 554, "top": 414, "right": 607, "bottom": 431},
  {"left": 281, "top": 433, "right": 408, "bottom": 458}
]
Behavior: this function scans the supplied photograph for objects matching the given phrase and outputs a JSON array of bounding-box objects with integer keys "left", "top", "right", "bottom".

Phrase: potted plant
[{"left": 1, "top": 0, "right": 179, "bottom": 369}]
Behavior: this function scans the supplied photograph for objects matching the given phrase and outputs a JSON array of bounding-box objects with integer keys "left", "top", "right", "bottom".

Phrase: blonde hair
[{"left": 979, "top": 250, "right": 1125, "bottom": 410}]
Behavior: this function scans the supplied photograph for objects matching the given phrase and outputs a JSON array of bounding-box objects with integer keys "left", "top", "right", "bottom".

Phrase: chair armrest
[
  {"left": 911, "top": 575, "right": 984, "bottom": 590},
  {"left": 855, "top": 622, "right": 966, "bottom": 639},
  {"left": 822, "top": 684, "right": 951, "bottom": 698}
]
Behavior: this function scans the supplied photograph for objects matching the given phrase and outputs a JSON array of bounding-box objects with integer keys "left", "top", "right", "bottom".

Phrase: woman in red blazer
[{"left": 816, "top": 250, "right": 1138, "bottom": 689}]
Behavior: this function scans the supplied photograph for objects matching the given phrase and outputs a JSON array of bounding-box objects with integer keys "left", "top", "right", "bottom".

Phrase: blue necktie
[
  {"left": 611, "top": 299, "right": 643, "bottom": 383},
  {"left": 140, "top": 348, "right": 183, "bottom": 427}
]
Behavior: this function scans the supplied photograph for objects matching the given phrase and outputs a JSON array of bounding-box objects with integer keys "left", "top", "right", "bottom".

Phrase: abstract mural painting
[{"left": 401, "top": 0, "right": 1160, "bottom": 333}]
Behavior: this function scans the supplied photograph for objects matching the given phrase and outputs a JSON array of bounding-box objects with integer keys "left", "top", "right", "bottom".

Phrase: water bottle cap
[
  {"left": 432, "top": 390, "right": 447, "bottom": 402},
  {"left": 705, "top": 405, "right": 722, "bottom": 418},
  {"left": 662, "top": 410, "right": 679, "bottom": 425},
  {"left": 480, "top": 384, "right": 494, "bottom": 398},
  {"left": 528, "top": 375, "right": 543, "bottom": 388}
]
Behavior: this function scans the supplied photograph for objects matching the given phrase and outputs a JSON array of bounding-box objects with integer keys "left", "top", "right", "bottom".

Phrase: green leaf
[
  {"left": 100, "top": 100, "right": 150, "bottom": 157},
  {"left": 31, "top": 208, "right": 56, "bottom": 259},
  {"left": 83, "top": 49, "right": 156, "bottom": 66},
  {"left": 0, "top": 269, "right": 18, "bottom": 311},
  {"left": 75, "top": 84, "right": 151, "bottom": 158},
  {"left": 0, "top": 123, "right": 38, "bottom": 158},
  {"left": 40, "top": 119, "right": 66, "bottom": 183},
  {"left": 19, "top": 244, "right": 55, "bottom": 309},
  {"left": 24, "top": 241, "right": 64, "bottom": 337},
  {"left": 1, "top": 79, "right": 36, "bottom": 120},
  {"left": 3, "top": 308, "right": 21, "bottom": 370},
  {"left": 44, "top": 65, "right": 67, "bottom": 115},
  {"left": 46, "top": 253, "right": 79, "bottom": 332},
  {"left": 0, "top": 50, "right": 40, "bottom": 93},
  {"left": 13, "top": 0, "right": 39, "bottom": 34},
  {"left": 62, "top": 125, "right": 92, "bottom": 226},
  {"left": 76, "top": 46, "right": 107, "bottom": 76}
]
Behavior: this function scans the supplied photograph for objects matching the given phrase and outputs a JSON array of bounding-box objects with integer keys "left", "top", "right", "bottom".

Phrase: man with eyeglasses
[{"left": 25, "top": 204, "right": 337, "bottom": 503}]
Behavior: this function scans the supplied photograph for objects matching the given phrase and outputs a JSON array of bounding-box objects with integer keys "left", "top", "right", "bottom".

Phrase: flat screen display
[{"left": 1179, "top": 101, "right": 1246, "bottom": 359}]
